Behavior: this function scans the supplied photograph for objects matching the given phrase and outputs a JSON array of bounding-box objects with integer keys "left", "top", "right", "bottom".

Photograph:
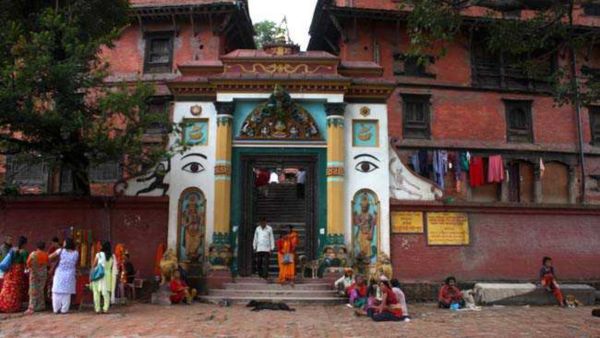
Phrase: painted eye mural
[
  {"left": 181, "top": 153, "right": 207, "bottom": 174},
  {"left": 354, "top": 154, "right": 380, "bottom": 173}
]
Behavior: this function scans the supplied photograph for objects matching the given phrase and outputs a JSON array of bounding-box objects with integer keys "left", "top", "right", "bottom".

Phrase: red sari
[{"left": 0, "top": 250, "right": 28, "bottom": 313}]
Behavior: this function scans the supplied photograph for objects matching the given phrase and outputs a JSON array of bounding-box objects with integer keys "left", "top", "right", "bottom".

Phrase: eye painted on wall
[
  {"left": 354, "top": 154, "right": 380, "bottom": 173},
  {"left": 181, "top": 153, "right": 207, "bottom": 174}
]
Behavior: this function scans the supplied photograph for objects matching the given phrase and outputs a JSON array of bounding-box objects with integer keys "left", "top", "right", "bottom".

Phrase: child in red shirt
[
  {"left": 438, "top": 276, "right": 465, "bottom": 309},
  {"left": 540, "top": 256, "right": 564, "bottom": 306}
]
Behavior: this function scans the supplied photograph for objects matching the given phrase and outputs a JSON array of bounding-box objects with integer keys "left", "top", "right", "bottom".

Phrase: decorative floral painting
[
  {"left": 183, "top": 119, "right": 208, "bottom": 146},
  {"left": 351, "top": 189, "right": 379, "bottom": 265},
  {"left": 352, "top": 120, "right": 379, "bottom": 147},
  {"left": 177, "top": 188, "right": 206, "bottom": 262}
]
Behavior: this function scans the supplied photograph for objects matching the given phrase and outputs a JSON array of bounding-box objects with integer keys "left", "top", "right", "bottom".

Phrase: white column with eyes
[
  {"left": 167, "top": 102, "right": 217, "bottom": 253},
  {"left": 344, "top": 103, "right": 391, "bottom": 257}
]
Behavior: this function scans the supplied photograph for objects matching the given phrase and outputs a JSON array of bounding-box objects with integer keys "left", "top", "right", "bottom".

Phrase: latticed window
[
  {"left": 402, "top": 94, "right": 431, "bottom": 140},
  {"left": 144, "top": 33, "right": 173, "bottom": 73},
  {"left": 590, "top": 106, "right": 600, "bottom": 146},
  {"left": 6, "top": 156, "right": 48, "bottom": 191},
  {"left": 89, "top": 161, "right": 121, "bottom": 183},
  {"left": 505, "top": 100, "right": 533, "bottom": 143}
]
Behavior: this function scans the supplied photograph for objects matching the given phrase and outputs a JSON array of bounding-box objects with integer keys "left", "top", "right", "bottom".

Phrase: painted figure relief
[
  {"left": 352, "top": 120, "right": 379, "bottom": 147},
  {"left": 183, "top": 119, "right": 209, "bottom": 146},
  {"left": 238, "top": 85, "right": 321, "bottom": 140},
  {"left": 352, "top": 190, "right": 379, "bottom": 265},
  {"left": 178, "top": 189, "right": 206, "bottom": 262},
  {"left": 388, "top": 144, "right": 443, "bottom": 201}
]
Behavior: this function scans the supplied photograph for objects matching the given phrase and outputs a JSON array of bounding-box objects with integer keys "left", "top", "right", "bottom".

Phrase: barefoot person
[
  {"left": 253, "top": 217, "right": 274, "bottom": 281},
  {"left": 540, "top": 256, "right": 565, "bottom": 306},
  {"left": 277, "top": 225, "right": 298, "bottom": 285},
  {"left": 170, "top": 270, "right": 197, "bottom": 304}
]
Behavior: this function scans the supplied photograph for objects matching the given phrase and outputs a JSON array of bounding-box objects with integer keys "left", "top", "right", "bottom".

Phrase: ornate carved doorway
[{"left": 238, "top": 154, "right": 318, "bottom": 277}]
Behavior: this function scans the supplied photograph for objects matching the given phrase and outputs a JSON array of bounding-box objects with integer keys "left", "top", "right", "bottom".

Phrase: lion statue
[
  {"left": 375, "top": 252, "right": 393, "bottom": 280},
  {"left": 159, "top": 248, "right": 178, "bottom": 285}
]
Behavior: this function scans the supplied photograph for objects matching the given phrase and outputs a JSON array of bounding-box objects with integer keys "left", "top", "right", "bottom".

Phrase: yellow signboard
[
  {"left": 391, "top": 212, "right": 424, "bottom": 233},
  {"left": 427, "top": 212, "right": 470, "bottom": 245}
]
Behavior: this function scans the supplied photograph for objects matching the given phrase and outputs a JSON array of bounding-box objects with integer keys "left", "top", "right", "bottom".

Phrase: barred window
[
  {"left": 89, "top": 161, "right": 121, "bottom": 183},
  {"left": 144, "top": 33, "right": 174, "bottom": 74},
  {"left": 6, "top": 156, "right": 48, "bottom": 192},
  {"left": 505, "top": 100, "right": 533, "bottom": 143}
]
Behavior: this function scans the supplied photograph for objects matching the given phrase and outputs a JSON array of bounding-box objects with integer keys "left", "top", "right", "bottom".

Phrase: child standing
[{"left": 539, "top": 256, "right": 564, "bottom": 306}]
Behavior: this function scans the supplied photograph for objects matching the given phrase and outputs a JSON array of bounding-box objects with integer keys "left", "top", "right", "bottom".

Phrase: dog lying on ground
[{"left": 246, "top": 300, "right": 295, "bottom": 312}]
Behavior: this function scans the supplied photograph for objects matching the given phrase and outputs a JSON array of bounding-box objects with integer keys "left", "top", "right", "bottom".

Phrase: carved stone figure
[{"left": 159, "top": 248, "right": 178, "bottom": 285}]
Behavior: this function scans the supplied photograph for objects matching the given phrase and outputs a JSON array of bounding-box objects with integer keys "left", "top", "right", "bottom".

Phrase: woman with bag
[
  {"left": 91, "top": 241, "right": 115, "bottom": 314},
  {"left": 0, "top": 236, "right": 28, "bottom": 313},
  {"left": 276, "top": 225, "right": 298, "bottom": 286},
  {"left": 49, "top": 238, "right": 79, "bottom": 314},
  {"left": 25, "top": 241, "right": 49, "bottom": 314}
]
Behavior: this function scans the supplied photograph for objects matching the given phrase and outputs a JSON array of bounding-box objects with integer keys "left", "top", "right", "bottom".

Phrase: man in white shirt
[
  {"left": 253, "top": 217, "right": 275, "bottom": 281},
  {"left": 295, "top": 168, "right": 306, "bottom": 199}
]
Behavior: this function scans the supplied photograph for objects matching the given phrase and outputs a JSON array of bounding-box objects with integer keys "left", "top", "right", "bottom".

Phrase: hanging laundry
[
  {"left": 410, "top": 153, "right": 419, "bottom": 173},
  {"left": 487, "top": 155, "right": 505, "bottom": 183},
  {"left": 432, "top": 150, "right": 448, "bottom": 189},
  {"left": 469, "top": 156, "right": 485, "bottom": 187},
  {"left": 459, "top": 152, "right": 470, "bottom": 172},
  {"left": 418, "top": 150, "right": 429, "bottom": 177},
  {"left": 539, "top": 158, "right": 546, "bottom": 178}
]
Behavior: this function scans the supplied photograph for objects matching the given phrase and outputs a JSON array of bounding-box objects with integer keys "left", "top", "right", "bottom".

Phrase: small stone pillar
[{"left": 568, "top": 165, "right": 577, "bottom": 204}]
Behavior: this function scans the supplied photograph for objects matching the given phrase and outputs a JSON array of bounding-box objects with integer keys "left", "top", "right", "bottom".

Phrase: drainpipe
[{"left": 568, "top": 1, "right": 586, "bottom": 204}]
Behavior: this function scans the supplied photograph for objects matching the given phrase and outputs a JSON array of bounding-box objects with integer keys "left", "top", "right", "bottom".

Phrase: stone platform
[
  {"left": 474, "top": 283, "right": 597, "bottom": 305},
  {"left": 199, "top": 277, "right": 344, "bottom": 305}
]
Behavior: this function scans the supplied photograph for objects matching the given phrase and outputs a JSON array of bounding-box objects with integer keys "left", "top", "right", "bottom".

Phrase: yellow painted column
[
  {"left": 211, "top": 102, "right": 234, "bottom": 269},
  {"left": 325, "top": 103, "right": 346, "bottom": 247}
]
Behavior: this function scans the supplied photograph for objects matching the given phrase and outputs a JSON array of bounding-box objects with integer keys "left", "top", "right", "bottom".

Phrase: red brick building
[{"left": 1, "top": 0, "right": 600, "bottom": 285}]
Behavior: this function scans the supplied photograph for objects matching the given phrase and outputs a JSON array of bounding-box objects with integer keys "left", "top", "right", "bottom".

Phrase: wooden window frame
[
  {"left": 143, "top": 32, "right": 174, "bottom": 74},
  {"left": 401, "top": 94, "right": 432, "bottom": 140},
  {"left": 504, "top": 99, "right": 534, "bottom": 143},
  {"left": 590, "top": 106, "right": 600, "bottom": 146},
  {"left": 393, "top": 53, "right": 436, "bottom": 78}
]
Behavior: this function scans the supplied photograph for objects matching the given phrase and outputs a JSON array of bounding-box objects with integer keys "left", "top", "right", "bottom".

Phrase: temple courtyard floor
[{"left": 0, "top": 302, "right": 598, "bottom": 337}]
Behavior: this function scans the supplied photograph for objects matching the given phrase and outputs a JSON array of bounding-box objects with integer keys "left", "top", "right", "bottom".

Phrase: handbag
[
  {"left": 91, "top": 264, "right": 105, "bottom": 282},
  {"left": 283, "top": 253, "right": 294, "bottom": 265},
  {"left": 0, "top": 250, "right": 14, "bottom": 272}
]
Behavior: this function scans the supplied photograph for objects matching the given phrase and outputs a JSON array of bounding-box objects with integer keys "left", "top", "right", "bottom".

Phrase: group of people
[
  {"left": 254, "top": 167, "right": 306, "bottom": 198},
  {"left": 0, "top": 235, "right": 136, "bottom": 315},
  {"left": 333, "top": 255, "right": 567, "bottom": 322},
  {"left": 335, "top": 269, "right": 409, "bottom": 322},
  {"left": 253, "top": 218, "right": 298, "bottom": 285}
]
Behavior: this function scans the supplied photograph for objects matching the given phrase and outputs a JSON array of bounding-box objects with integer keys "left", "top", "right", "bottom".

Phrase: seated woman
[
  {"left": 438, "top": 276, "right": 465, "bottom": 309},
  {"left": 169, "top": 270, "right": 197, "bottom": 305},
  {"left": 333, "top": 268, "right": 354, "bottom": 297},
  {"left": 356, "top": 277, "right": 404, "bottom": 321},
  {"left": 390, "top": 279, "right": 409, "bottom": 318},
  {"left": 347, "top": 274, "right": 368, "bottom": 308}
]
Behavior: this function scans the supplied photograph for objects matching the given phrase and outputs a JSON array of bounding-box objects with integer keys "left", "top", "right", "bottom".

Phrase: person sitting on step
[
  {"left": 169, "top": 270, "right": 197, "bottom": 305},
  {"left": 539, "top": 256, "right": 565, "bottom": 306},
  {"left": 347, "top": 274, "right": 368, "bottom": 308},
  {"left": 438, "top": 276, "right": 465, "bottom": 309},
  {"left": 334, "top": 268, "right": 354, "bottom": 297}
]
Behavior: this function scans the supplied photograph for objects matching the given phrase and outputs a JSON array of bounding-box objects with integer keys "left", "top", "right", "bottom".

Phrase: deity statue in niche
[
  {"left": 178, "top": 189, "right": 206, "bottom": 262},
  {"left": 352, "top": 190, "right": 379, "bottom": 265}
]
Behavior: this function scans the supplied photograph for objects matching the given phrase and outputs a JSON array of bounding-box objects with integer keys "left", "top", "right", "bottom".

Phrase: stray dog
[
  {"left": 298, "top": 255, "right": 319, "bottom": 279},
  {"left": 565, "top": 294, "right": 582, "bottom": 308},
  {"left": 246, "top": 300, "right": 295, "bottom": 312}
]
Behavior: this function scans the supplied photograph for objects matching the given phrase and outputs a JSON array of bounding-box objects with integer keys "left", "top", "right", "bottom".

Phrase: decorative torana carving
[
  {"left": 225, "top": 63, "right": 333, "bottom": 75},
  {"left": 238, "top": 85, "right": 322, "bottom": 141}
]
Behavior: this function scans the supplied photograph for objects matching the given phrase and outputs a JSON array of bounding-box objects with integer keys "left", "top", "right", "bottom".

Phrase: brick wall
[
  {"left": 390, "top": 203, "right": 600, "bottom": 283},
  {"left": 0, "top": 196, "right": 168, "bottom": 278}
]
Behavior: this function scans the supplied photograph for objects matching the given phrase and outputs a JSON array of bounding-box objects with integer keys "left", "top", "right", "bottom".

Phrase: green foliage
[
  {"left": 0, "top": 0, "right": 173, "bottom": 195},
  {"left": 253, "top": 20, "right": 285, "bottom": 48},
  {"left": 400, "top": 0, "right": 600, "bottom": 106}
]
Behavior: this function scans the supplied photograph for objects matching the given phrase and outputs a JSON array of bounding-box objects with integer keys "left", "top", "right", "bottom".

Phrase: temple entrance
[{"left": 238, "top": 154, "right": 318, "bottom": 277}]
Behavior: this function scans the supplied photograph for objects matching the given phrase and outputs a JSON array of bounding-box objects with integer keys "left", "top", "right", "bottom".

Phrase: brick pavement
[{"left": 0, "top": 303, "right": 598, "bottom": 337}]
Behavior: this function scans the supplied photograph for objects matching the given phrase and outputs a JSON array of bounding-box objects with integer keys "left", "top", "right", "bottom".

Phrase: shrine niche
[{"left": 238, "top": 85, "right": 322, "bottom": 141}]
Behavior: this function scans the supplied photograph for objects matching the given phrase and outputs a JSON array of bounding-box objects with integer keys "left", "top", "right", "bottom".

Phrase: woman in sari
[
  {"left": 0, "top": 236, "right": 28, "bottom": 313},
  {"left": 277, "top": 225, "right": 298, "bottom": 286},
  {"left": 25, "top": 241, "right": 49, "bottom": 314}
]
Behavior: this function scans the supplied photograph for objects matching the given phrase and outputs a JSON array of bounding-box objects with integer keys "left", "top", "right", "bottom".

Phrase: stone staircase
[{"left": 200, "top": 277, "right": 344, "bottom": 305}]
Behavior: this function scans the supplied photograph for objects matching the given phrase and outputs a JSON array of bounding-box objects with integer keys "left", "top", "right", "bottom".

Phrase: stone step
[
  {"left": 209, "top": 289, "right": 337, "bottom": 298},
  {"left": 223, "top": 282, "right": 331, "bottom": 291},
  {"left": 199, "top": 295, "right": 345, "bottom": 305},
  {"left": 232, "top": 277, "right": 327, "bottom": 284}
]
